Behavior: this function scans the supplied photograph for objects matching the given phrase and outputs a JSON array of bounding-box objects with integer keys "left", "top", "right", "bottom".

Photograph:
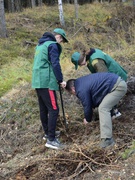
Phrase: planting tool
[{"left": 59, "top": 84, "right": 68, "bottom": 130}]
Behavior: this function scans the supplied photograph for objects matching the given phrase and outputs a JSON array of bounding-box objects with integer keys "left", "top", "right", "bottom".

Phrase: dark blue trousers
[{"left": 36, "top": 88, "right": 59, "bottom": 141}]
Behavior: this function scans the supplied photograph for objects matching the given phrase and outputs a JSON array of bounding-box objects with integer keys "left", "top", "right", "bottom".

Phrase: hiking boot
[
  {"left": 111, "top": 109, "right": 121, "bottom": 120},
  {"left": 43, "top": 131, "right": 60, "bottom": 140},
  {"left": 45, "top": 138, "right": 65, "bottom": 150},
  {"left": 100, "top": 137, "right": 115, "bottom": 148}
]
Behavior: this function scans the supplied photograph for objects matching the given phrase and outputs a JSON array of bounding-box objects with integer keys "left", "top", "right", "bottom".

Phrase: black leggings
[{"left": 36, "top": 88, "right": 59, "bottom": 141}]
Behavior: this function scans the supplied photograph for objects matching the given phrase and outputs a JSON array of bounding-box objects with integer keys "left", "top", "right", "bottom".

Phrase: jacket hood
[{"left": 38, "top": 32, "right": 56, "bottom": 45}]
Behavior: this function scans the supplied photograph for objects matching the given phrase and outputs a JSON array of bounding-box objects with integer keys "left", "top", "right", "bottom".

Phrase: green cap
[
  {"left": 53, "top": 28, "right": 68, "bottom": 43},
  {"left": 71, "top": 52, "right": 81, "bottom": 70}
]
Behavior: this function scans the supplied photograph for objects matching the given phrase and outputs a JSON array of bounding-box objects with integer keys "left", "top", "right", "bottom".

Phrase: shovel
[{"left": 59, "top": 84, "right": 68, "bottom": 130}]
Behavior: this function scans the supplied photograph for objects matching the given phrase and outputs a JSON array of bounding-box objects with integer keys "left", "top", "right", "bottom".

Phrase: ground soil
[
  {"left": 0, "top": 3, "right": 135, "bottom": 180},
  {"left": 0, "top": 72, "right": 135, "bottom": 180}
]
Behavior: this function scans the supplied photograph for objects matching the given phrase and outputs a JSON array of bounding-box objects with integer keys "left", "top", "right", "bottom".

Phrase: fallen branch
[
  {"left": 69, "top": 145, "right": 120, "bottom": 168},
  {"left": 41, "top": 147, "right": 120, "bottom": 168},
  {"left": 24, "top": 41, "right": 37, "bottom": 46},
  {"left": 66, "top": 162, "right": 90, "bottom": 180},
  {"left": 71, "top": 27, "right": 83, "bottom": 38},
  {"left": 42, "top": 157, "right": 89, "bottom": 163},
  {"left": 114, "top": 132, "right": 135, "bottom": 137}
]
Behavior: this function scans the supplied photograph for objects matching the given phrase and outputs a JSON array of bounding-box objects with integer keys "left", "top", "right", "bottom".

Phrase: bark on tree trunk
[
  {"left": 14, "top": 0, "right": 22, "bottom": 12},
  {"left": 31, "top": 0, "right": 36, "bottom": 8},
  {"left": 8, "top": 0, "right": 15, "bottom": 12},
  {"left": 38, "top": 0, "right": 42, "bottom": 6},
  {"left": 11, "top": 0, "right": 15, "bottom": 12},
  {"left": 58, "top": 0, "right": 65, "bottom": 27},
  {"left": 74, "top": 0, "right": 78, "bottom": 19},
  {"left": 0, "top": 0, "right": 7, "bottom": 38},
  {"left": 133, "top": 0, "right": 135, "bottom": 6}
]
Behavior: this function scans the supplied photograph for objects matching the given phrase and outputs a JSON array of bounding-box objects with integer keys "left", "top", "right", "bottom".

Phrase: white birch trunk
[
  {"left": 74, "top": 0, "right": 78, "bottom": 19},
  {"left": 58, "top": 0, "right": 65, "bottom": 27},
  {"left": 31, "top": 0, "right": 36, "bottom": 8},
  {"left": 0, "top": 0, "right": 7, "bottom": 38}
]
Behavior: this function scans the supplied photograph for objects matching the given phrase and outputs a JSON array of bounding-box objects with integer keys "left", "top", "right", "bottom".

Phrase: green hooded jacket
[
  {"left": 32, "top": 41, "right": 62, "bottom": 90},
  {"left": 87, "top": 49, "right": 128, "bottom": 81}
]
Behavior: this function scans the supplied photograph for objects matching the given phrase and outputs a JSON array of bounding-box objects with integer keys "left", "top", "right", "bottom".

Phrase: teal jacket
[
  {"left": 32, "top": 40, "right": 62, "bottom": 90},
  {"left": 87, "top": 49, "right": 128, "bottom": 81}
]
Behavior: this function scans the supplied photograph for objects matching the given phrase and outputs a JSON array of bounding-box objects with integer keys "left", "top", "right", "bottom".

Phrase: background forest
[
  {"left": 0, "top": 1, "right": 135, "bottom": 180},
  {"left": 3, "top": 0, "right": 135, "bottom": 13}
]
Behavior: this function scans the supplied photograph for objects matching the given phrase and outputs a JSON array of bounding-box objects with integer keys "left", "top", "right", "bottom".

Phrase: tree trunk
[
  {"left": 14, "top": 0, "right": 22, "bottom": 12},
  {"left": 74, "top": 0, "right": 78, "bottom": 19},
  {"left": 8, "top": 0, "right": 15, "bottom": 12},
  {"left": 58, "top": 0, "right": 65, "bottom": 27},
  {"left": 7, "top": 0, "right": 22, "bottom": 12},
  {"left": 11, "top": 0, "right": 15, "bottom": 12},
  {"left": 27, "top": 0, "right": 32, "bottom": 8},
  {"left": 133, "top": 0, "right": 135, "bottom": 6},
  {"left": 38, "top": 0, "right": 42, "bottom": 6},
  {"left": 31, "top": 0, "right": 36, "bottom": 8},
  {"left": 0, "top": 0, "right": 7, "bottom": 38}
]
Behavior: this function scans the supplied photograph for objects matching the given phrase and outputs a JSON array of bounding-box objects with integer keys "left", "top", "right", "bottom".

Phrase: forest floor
[{"left": 0, "top": 72, "right": 135, "bottom": 180}]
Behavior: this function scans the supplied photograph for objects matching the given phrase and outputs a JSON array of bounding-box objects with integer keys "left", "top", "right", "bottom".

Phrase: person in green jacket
[
  {"left": 32, "top": 28, "right": 68, "bottom": 150},
  {"left": 71, "top": 48, "right": 128, "bottom": 119}
]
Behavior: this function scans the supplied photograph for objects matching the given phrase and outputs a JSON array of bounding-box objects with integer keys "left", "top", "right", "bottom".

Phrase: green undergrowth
[
  {"left": 0, "top": 3, "right": 135, "bottom": 97},
  {"left": 121, "top": 141, "right": 135, "bottom": 159},
  {"left": 0, "top": 57, "right": 32, "bottom": 97},
  {"left": 0, "top": 88, "right": 39, "bottom": 129}
]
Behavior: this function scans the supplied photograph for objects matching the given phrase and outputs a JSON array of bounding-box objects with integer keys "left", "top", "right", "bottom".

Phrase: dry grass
[
  {"left": 0, "top": 3, "right": 135, "bottom": 179},
  {"left": 0, "top": 3, "right": 135, "bottom": 97}
]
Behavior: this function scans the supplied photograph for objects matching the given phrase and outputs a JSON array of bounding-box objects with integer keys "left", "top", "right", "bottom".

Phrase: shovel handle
[{"left": 59, "top": 84, "right": 68, "bottom": 129}]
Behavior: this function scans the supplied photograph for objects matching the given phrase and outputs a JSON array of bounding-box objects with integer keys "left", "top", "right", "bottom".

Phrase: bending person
[
  {"left": 71, "top": 48, "right": 128, "bottom": 118},
  {"left": 66, "top": 72, "right": 127, "bottom": 148}
]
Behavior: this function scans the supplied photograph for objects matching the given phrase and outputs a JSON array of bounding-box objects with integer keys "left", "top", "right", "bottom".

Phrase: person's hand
[
  {"left": 60, "top": 81, "right": 66, "bottom": 88},
  {"left": 83, "top": 118, "right": 88, "bottom": 125}
]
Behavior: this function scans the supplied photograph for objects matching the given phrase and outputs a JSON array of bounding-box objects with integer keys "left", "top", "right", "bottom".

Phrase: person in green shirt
[
  {"left": 71, "top": 48, "right": 128, "bottom": 119},
  {"left": 32, "top": 28, "right": 68, "bottom": 150}
]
